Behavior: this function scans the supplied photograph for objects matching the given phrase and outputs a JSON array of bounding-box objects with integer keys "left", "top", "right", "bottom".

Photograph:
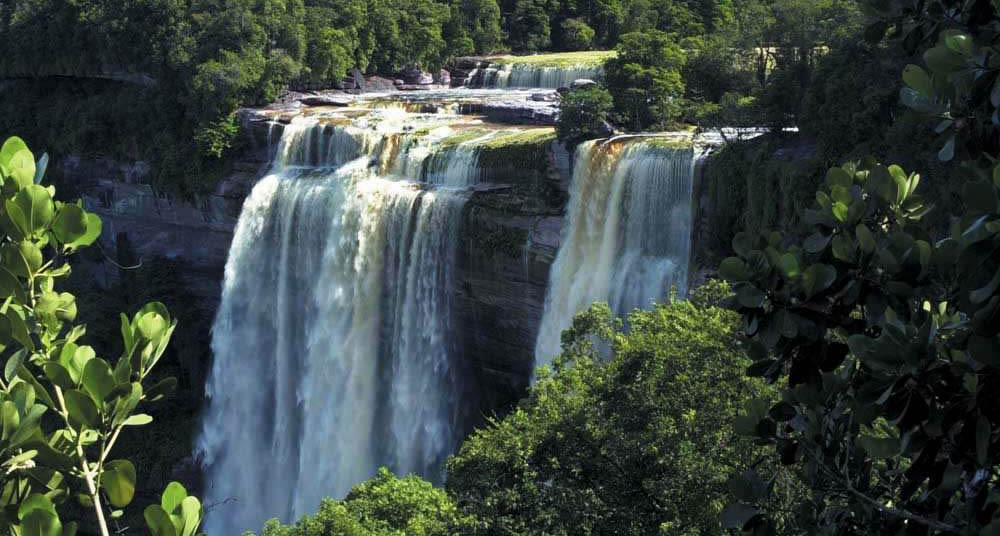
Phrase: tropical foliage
[
  {"left": 446, "top": 282, "right": 774, "bottom": 536},
  {"left": 717, "top": 2, "right": 1000, "bottom": 533},
  {"left": 252, "top": 468, "right": 474, "bottom": 536},
  {"left": 0, "top": 136, "right": 202, "bottom": 536}
]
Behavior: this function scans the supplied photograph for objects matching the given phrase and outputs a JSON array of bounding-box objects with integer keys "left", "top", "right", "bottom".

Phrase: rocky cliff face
[{"left": 53, "top": 113, "right": 573, "bottom": 417}]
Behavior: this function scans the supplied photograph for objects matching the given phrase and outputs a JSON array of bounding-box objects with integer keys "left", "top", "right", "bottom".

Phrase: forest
[{"left": 1, "top": 0, "right": 999, "bottom": 535}]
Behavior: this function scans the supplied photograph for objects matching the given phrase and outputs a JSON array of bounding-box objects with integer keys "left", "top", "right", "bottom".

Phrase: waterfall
[
  {"left": 197, "top": 117, "right": 475, "bottom": 535},
  {"left": 472, "top": 63, "right": 603, "bottom": 88},
  {"left": 534, "top": 139, "right": 698, "bottom": 367}
]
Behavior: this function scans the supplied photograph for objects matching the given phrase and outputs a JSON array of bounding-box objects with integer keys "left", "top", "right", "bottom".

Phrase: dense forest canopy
[{"left": 0, "top": 0, "right": 862, "bottom": 193}]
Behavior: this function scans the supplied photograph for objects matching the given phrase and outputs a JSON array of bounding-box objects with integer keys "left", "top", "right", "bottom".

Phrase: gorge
[{"left": 65, "top": 80, "right": 714, "bottom": 535}]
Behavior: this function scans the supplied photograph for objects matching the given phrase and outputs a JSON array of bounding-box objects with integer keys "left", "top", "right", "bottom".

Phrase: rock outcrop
[{"left": 56, "top": 110, "right": 574, "bottom": 418}]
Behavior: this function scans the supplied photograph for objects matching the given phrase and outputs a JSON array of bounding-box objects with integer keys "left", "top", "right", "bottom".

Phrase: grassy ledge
[{"left": 492, "top": 51, "right": 616, "bottom": 67}]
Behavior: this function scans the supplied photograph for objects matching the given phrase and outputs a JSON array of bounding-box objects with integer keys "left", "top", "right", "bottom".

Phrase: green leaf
[
  {"left": 832, "top": 202, "right": 849, "bottom": 222},
  {"left": 13, "top": 185, "right": 55, "bottom": 236},
  {"left": 19, "top": 493, "right": 58, "bottom": 521},
  {"left": 52, "top": 205, "right": 88, "bottom": 245},
  {"left": 735, "top": 282, "right": 766, "bottom": 308},
  {"left": 802, "top": 264, "right": 837, "bottom": 298},
  {"left": 20, "top": 508, "right": 61, "bottom": 536},
  {"left": 3, "top": 400, "right": 20, "bottom": 441},
  {"left": 832, "top": 235, "right": 856, "bottom": 262},
  {"left": 856, "top": 224, "right": 876, "bottom": 254},
  {"left": 64, "top": 346, "right": 95, "bottom": 385},
  {"left": 9, "top": 405, "right": 44, "bottom": 447},
  {"left": 1, "top": 137, "right": 36, "bottom": 190},
  {"left": 42, "top": 362, "right": 75, "bottom": 391},
  {"left": 6, "top": 306, "right": 34, "bottom": 351},
  {"left": 732, "top": 232, "right": 754, "bottom": 257},
  {"left": 0, "top": 267, "right": 26, "bottom": 304},
  {"left": 943, "top": 30, "right": 974, "bottom": 57},
  {"left": 63, "top": 390, "right": 99, "bottom": 430},
  {"left": 826, "top": 167, "right": 852, "bottom": 188},
  {"left": 145, "top": 505, "right": 178, "bottom": 536},
  {"left": 137, "top": 312, "right": 167, "bottom": 341},
  {"left": 64, "top": 213, "right": 102, "bottom": 253},
  {"left": 924, "top": 45, "right": 967, "bottom": 74},
  {"left": 179, "top": 496, "right": 202, "bottom": 536},
  {"left": 145, "top": 377, "right": 177, "bottom": 402},
  {"left": 82, "top": 359, "right": 116, "bottom": 409},
  {"left": 804, "top": 232, "right": 831, "bottom": 253},
  {"left": 902, "top": 64, "right": 933, "bottom": 95},
  {"left": 112, "top": 383, "right": 143, "bottom": 427},
  {"left": 719, "top": 257, "right": 751, "bottom": 281},
  {"left": 17, "top": 366, "right": 55, "bottom": 409},
  {"left": 123, "top": 414, "right": 153, "bottom": 426},
  {"left": 101, "top": 460, "right": 136, "bottom": 508},
  {"left": 161, "top": 481, "right": 188, "bottom": 514},
  {"left": 3, "top": 242, "right": 43, "bottom": 278},
  {"left": 777, "top": 253, "right": 800, "bottom": 278},
  {"left": 5, "top": 348, "right": 28, "bottom": 383},
  {"left": 720, "top": 503, "right": 759, "bottom": 529}
]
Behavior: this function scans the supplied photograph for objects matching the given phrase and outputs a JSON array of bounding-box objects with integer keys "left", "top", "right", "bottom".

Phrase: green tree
[
  {"left": 0, "top": 136, "right": 203, "bottom": 536},
  {"left": 556, "top": 87, "right": 613, "bottom": 145},
  {"left": 447, "top": 0, "right": 505, "bottom": 55},
  {"left": 604, "top": 30, "right": 686, "bottom": 130},
  {"left": 447, "top": 283, "right": 772, "bottom": 535},
  {"left": 253, "top": 468, "right": 474, "bottom": 536},
  {"left": 559, "top": 18, "right": 595, "bottom": 50},
  {"left": 507, "top": 0, "right": 552, "bottom": 52}
]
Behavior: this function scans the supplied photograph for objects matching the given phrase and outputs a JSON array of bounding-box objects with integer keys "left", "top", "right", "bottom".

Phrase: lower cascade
[
  {"left": 534, "top": 138, "right": 701, "bottom": 366},
  {"left": 198, "top": 113, "right": 485, "bottom": 534}
]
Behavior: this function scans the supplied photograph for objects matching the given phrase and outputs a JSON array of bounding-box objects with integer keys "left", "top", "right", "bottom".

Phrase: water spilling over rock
[
  {"left": 197, "top": 107, "right": 539, "bottom": 534},
  {"left": 534, "top": 137, "right": 704, "bottom": 366},
  {"left": 198, "top": 88, "right": 709, "bottom": 535}
]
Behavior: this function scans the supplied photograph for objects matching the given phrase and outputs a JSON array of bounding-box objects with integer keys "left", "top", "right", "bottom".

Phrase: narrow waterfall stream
[
  {"left": 198, "top": 112, "right": 498, "bottom": 534},
  {"left": 534, "top": 138, "right": 700, "bottom": 366}
]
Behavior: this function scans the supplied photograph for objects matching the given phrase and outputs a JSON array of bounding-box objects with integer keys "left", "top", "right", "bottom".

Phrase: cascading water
[
  {"left": 198, "top": 114, "right": 483, "bottom": 535},
  {"left": 534, "top": 138, "right": 699, "bottom": 366},
  {"left": 472, "top": 63, "right": 603, "bottom": 88}
]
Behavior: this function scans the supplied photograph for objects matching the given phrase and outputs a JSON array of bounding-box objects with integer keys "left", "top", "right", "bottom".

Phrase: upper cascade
[
  {"left": 197, "top": 100, "right": 557, "bottom": 535},
  {"left": 457, "top": 52, "right": 614, "bottom": 89},
  {"left": 534, "top": 137, "right": 707, "bottom": 366},
  {"left": 474, "top": 63, "right": 605, "bottom": 88}
]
